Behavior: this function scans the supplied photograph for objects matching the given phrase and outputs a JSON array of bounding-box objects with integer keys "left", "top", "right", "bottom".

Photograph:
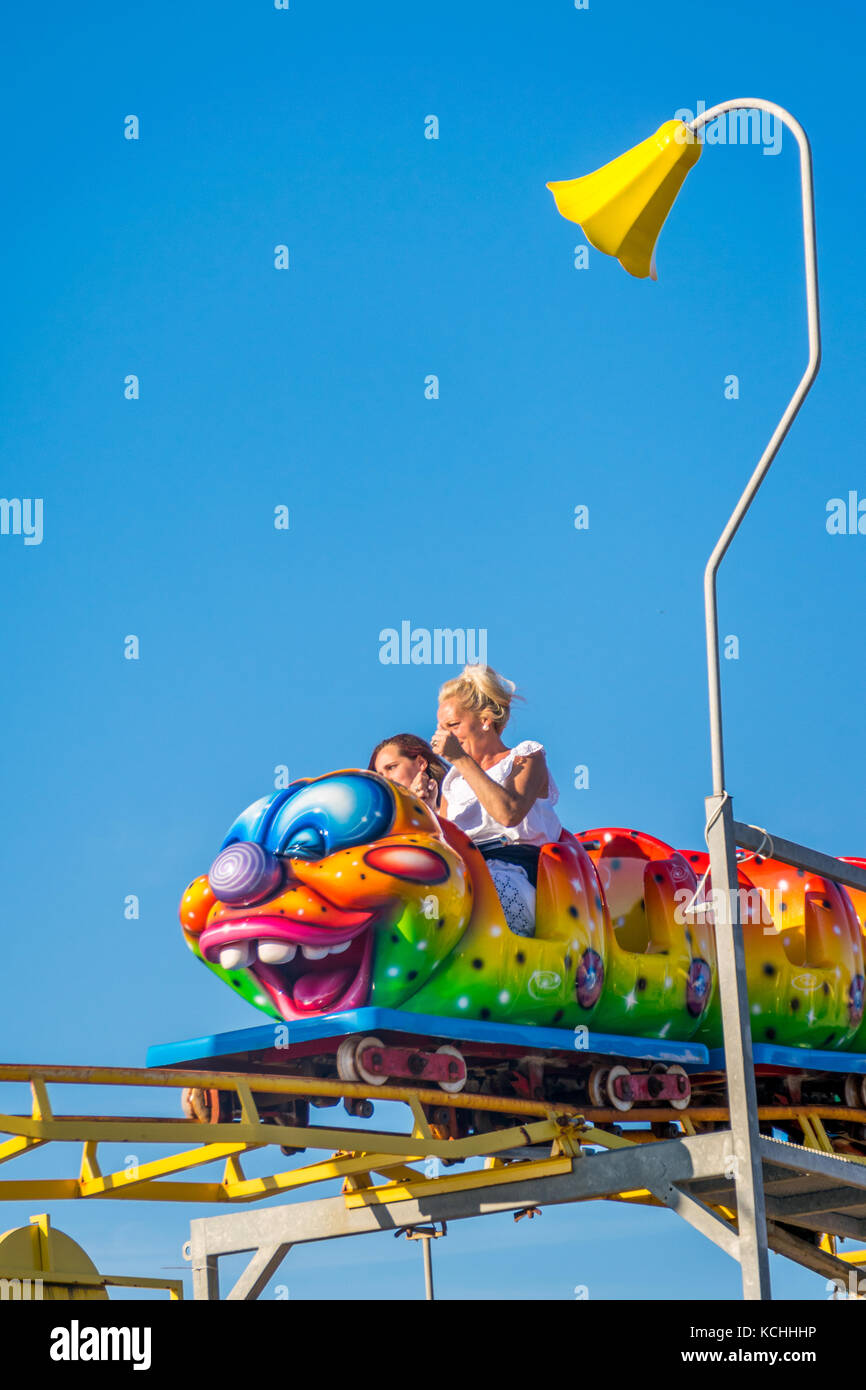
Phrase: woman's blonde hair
[{"left": 438, "top": 665, "right": 521, "bottom": 733}]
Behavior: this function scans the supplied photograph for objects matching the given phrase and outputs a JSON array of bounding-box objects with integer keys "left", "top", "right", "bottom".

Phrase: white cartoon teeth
[
  {"left": 219, "top": 942, "right": 253, "bottom": 970},
  {"left": 257, "top": 941, "right": 298, "bottom": 964},
  {"left": 217, "top": 938, "right": 355, "bottom": 968}
]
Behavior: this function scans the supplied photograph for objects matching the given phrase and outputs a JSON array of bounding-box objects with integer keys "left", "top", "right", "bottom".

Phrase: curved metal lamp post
[
  {"left": 689, "top": 100, "right": 820, "bottom": 1303},
  {"left": 691, "top": 100, "right": 821, "bottom": 800},
  {"left": 548, "top": 99, "right": 821, "bottom": 1299}
]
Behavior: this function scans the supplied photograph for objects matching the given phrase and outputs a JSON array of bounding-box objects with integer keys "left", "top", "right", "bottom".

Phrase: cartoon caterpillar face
[
  {"left": 179, "top": 786, "right": 866, "bottom": 1048},
  {"left": 179, "top": 772, "right": 473, "bottom": 1021},
  {"left": 180, "top": 781, "right": 718, "bottom": 1036}
]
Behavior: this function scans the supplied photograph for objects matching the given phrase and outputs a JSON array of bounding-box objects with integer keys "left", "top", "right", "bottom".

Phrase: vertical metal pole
[
  {"left": 192, "top": 1254, "right": 220, "bottom": 1301},
  {"left": 705, "top": 792, "right": 771, "bottom": 1298},
  {"left": 421, "top": 1235, "right": 434, "bottom": 1300},
  {"left": 190, "top": 1221, "right": 220, "bottom": 1301},
  {"left": 685, "top": 98, "right": 821, "bottom": 1300}
]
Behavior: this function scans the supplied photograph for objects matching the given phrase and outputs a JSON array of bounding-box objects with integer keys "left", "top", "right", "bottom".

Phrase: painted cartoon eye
[
  {"left": 218, "top": 774, "right": 396, "bottom": 865},
  {"left": 268, "top": 775, "right": 394, "bottom": 857},
  {"left": 219, "top": 782, "right": 311, "bottom": 847},
  {"left": 208, "top": 842, "right": 283, "bottom": 905},
  {"left": 363, "top": 845, "right": 450, "bottom": 884},
  {"left": 282, "top": 826, "right": 327, "bottom": 860}
]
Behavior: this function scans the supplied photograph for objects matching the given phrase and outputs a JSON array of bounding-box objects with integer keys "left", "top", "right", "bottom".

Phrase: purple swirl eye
[{"left": 208, "top": 842, "right": 283, "bottom": 905}]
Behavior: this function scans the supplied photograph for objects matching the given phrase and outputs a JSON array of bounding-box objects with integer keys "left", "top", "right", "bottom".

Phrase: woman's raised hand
[
  {"left": 431, "top": 727, "right": 466, "bottom": 763},
  {"left": 409, "top": 767, "right": 439, "bottom": 807}
]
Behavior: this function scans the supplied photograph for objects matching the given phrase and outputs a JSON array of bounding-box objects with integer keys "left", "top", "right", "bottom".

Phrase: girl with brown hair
[{"left": 368, "top": 733, "right": 447, "bottom": 813}]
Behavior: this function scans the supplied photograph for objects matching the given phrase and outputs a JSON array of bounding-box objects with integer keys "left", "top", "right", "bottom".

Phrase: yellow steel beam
[
  {"left": 0, "top": 1114, "right": 462, "bottom": 1155},
  {"left": 234, "top": 1081, "right": 260, "bottom": 1126},
  {"left": 0, "top": 1266, "right": 183, "bottom": 1299},
  {"left": 339, "top": 1163, "right": 427, "bottom": 1190},
  {"left": 0, "top": 1135, "right": 46, "bottom": 1166},
  {"left": 807, "top": 1115, "right": 836, "bottom": 1154},
  {"left": 0, "top": 1059, "right": 864, "bottom": 1206},
  {"left": 30, "top": 1079, "right": 52, "bottom": 1122},
  {"left": 78, "top": 1115, "right": 566, "bottom": 1201},
  {"left": 352, "top": 1157, "right": 423, "bottom": 1183},
  {"left": 571, "top": 1125, "right": 645, "bottom": 1152},
  {"left": 802, "top": 1113, "right": 866, "bottom": 1165},
  {"left": 0, "top": 1180, "right": 228, "bottom": 1202},
  {"left": 100, "top": 1274, "right": 183, "bottom": 1300},
  {"left": 343, "top": 1154, "right": 574, "bottom": 1208},
  {"left": 79, "top": 1141, "right": 101, "bottom": 1185},
  {"left": 2, "top": 1059, "right": 865, "bottom": 1129},
  {"left": 342, "top": 1172, "right": 373, "bottom": 1193},
  {"left": 223, "top": 1151, "right": 426, "bottom": 1200},
  {"left": 408, "top": 1095, "right": 434, "bottom": 1139},
  {"left": 222, "top": 1153, "right": 246, "bottom": 1186},
  {"left": 0, "top": 1110, "right": 574, "bottom": 1165},
  {"left": 605, "top": 1188, "right": 657, "bottom": 1202},
  {"left": 0, "top": 1109, "right": 571, "bottom": 1203},
  {"left": 0, "top": 1108, "right": 861, "bottom": 1191},
  {"left": 605, "top": 1192, "right": 665, "bottom": 1208},
  {"left": 0, "top": 1063, "right": 576, "bottom": 1120},
  {"left": 0, "top": 1181, "right": 90, "bottom": 1200},
  {"left": 101, "top": 1273, "right": 183, "bottom": 1295},
  {"left": 78, "top": 1142, "right": 256, "bottom": 1197}
]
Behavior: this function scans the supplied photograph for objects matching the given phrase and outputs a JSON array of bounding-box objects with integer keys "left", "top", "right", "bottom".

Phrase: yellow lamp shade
[{"left": 547, "top": 119, "right": 701, "bottom": 280}]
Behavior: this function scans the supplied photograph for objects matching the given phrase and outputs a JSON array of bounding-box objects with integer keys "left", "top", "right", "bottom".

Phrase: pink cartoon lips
[
  {"left": 199, "top": 841, "right": 377, "bottom": 1021},
  {"left": 199, "top": 900, "right": 375, "bottom": 1020}
]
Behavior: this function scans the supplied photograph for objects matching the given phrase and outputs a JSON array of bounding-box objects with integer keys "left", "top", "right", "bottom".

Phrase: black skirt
[{"left": 475, "top": 837, "right": 541, "bottom": 889}]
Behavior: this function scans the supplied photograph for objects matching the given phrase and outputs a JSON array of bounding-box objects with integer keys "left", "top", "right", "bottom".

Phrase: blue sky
[{"left": 1, "top": 0, "right": 864, "bottom": 1300}]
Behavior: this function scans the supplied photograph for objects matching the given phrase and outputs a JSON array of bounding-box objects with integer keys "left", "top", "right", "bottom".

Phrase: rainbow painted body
[{"left": 179, "top": 771, "right": 866, "bottom": 1050}]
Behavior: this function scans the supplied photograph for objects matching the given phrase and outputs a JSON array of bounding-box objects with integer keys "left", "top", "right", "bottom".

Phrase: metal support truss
[{"left": 189, "top": 1130, "right": 866, "bottom": 1299}]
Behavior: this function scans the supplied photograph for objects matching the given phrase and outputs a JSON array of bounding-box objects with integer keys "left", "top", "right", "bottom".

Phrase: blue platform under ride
[
  {"left": 147, "top": 1011, "right": 866, "bottom": 1076},
  {"left": 146, "top": 1008, "right": 709, "bottom": 1070},
  {"left": 706, "top": 1044, "right": 866, "bottom": 1074}
]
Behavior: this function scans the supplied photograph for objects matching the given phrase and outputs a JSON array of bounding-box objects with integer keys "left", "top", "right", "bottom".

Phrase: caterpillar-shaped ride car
[{"left": 148, "top": 771, "right": 866, "bottom": 1148}]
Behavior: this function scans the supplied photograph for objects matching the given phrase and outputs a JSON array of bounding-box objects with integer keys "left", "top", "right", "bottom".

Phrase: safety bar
[{"left": 733, "top": 823, "right": 866, "bottom": 894}]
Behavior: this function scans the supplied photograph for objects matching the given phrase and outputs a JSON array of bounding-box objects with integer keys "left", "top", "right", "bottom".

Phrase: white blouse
[{"left": 441, "top": 740, "right": 561, "bottom": 847}]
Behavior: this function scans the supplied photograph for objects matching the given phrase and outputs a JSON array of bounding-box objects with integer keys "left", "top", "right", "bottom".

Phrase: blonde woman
[{"left": 430, "top": 666, "right": 561, "bottom": 936}]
